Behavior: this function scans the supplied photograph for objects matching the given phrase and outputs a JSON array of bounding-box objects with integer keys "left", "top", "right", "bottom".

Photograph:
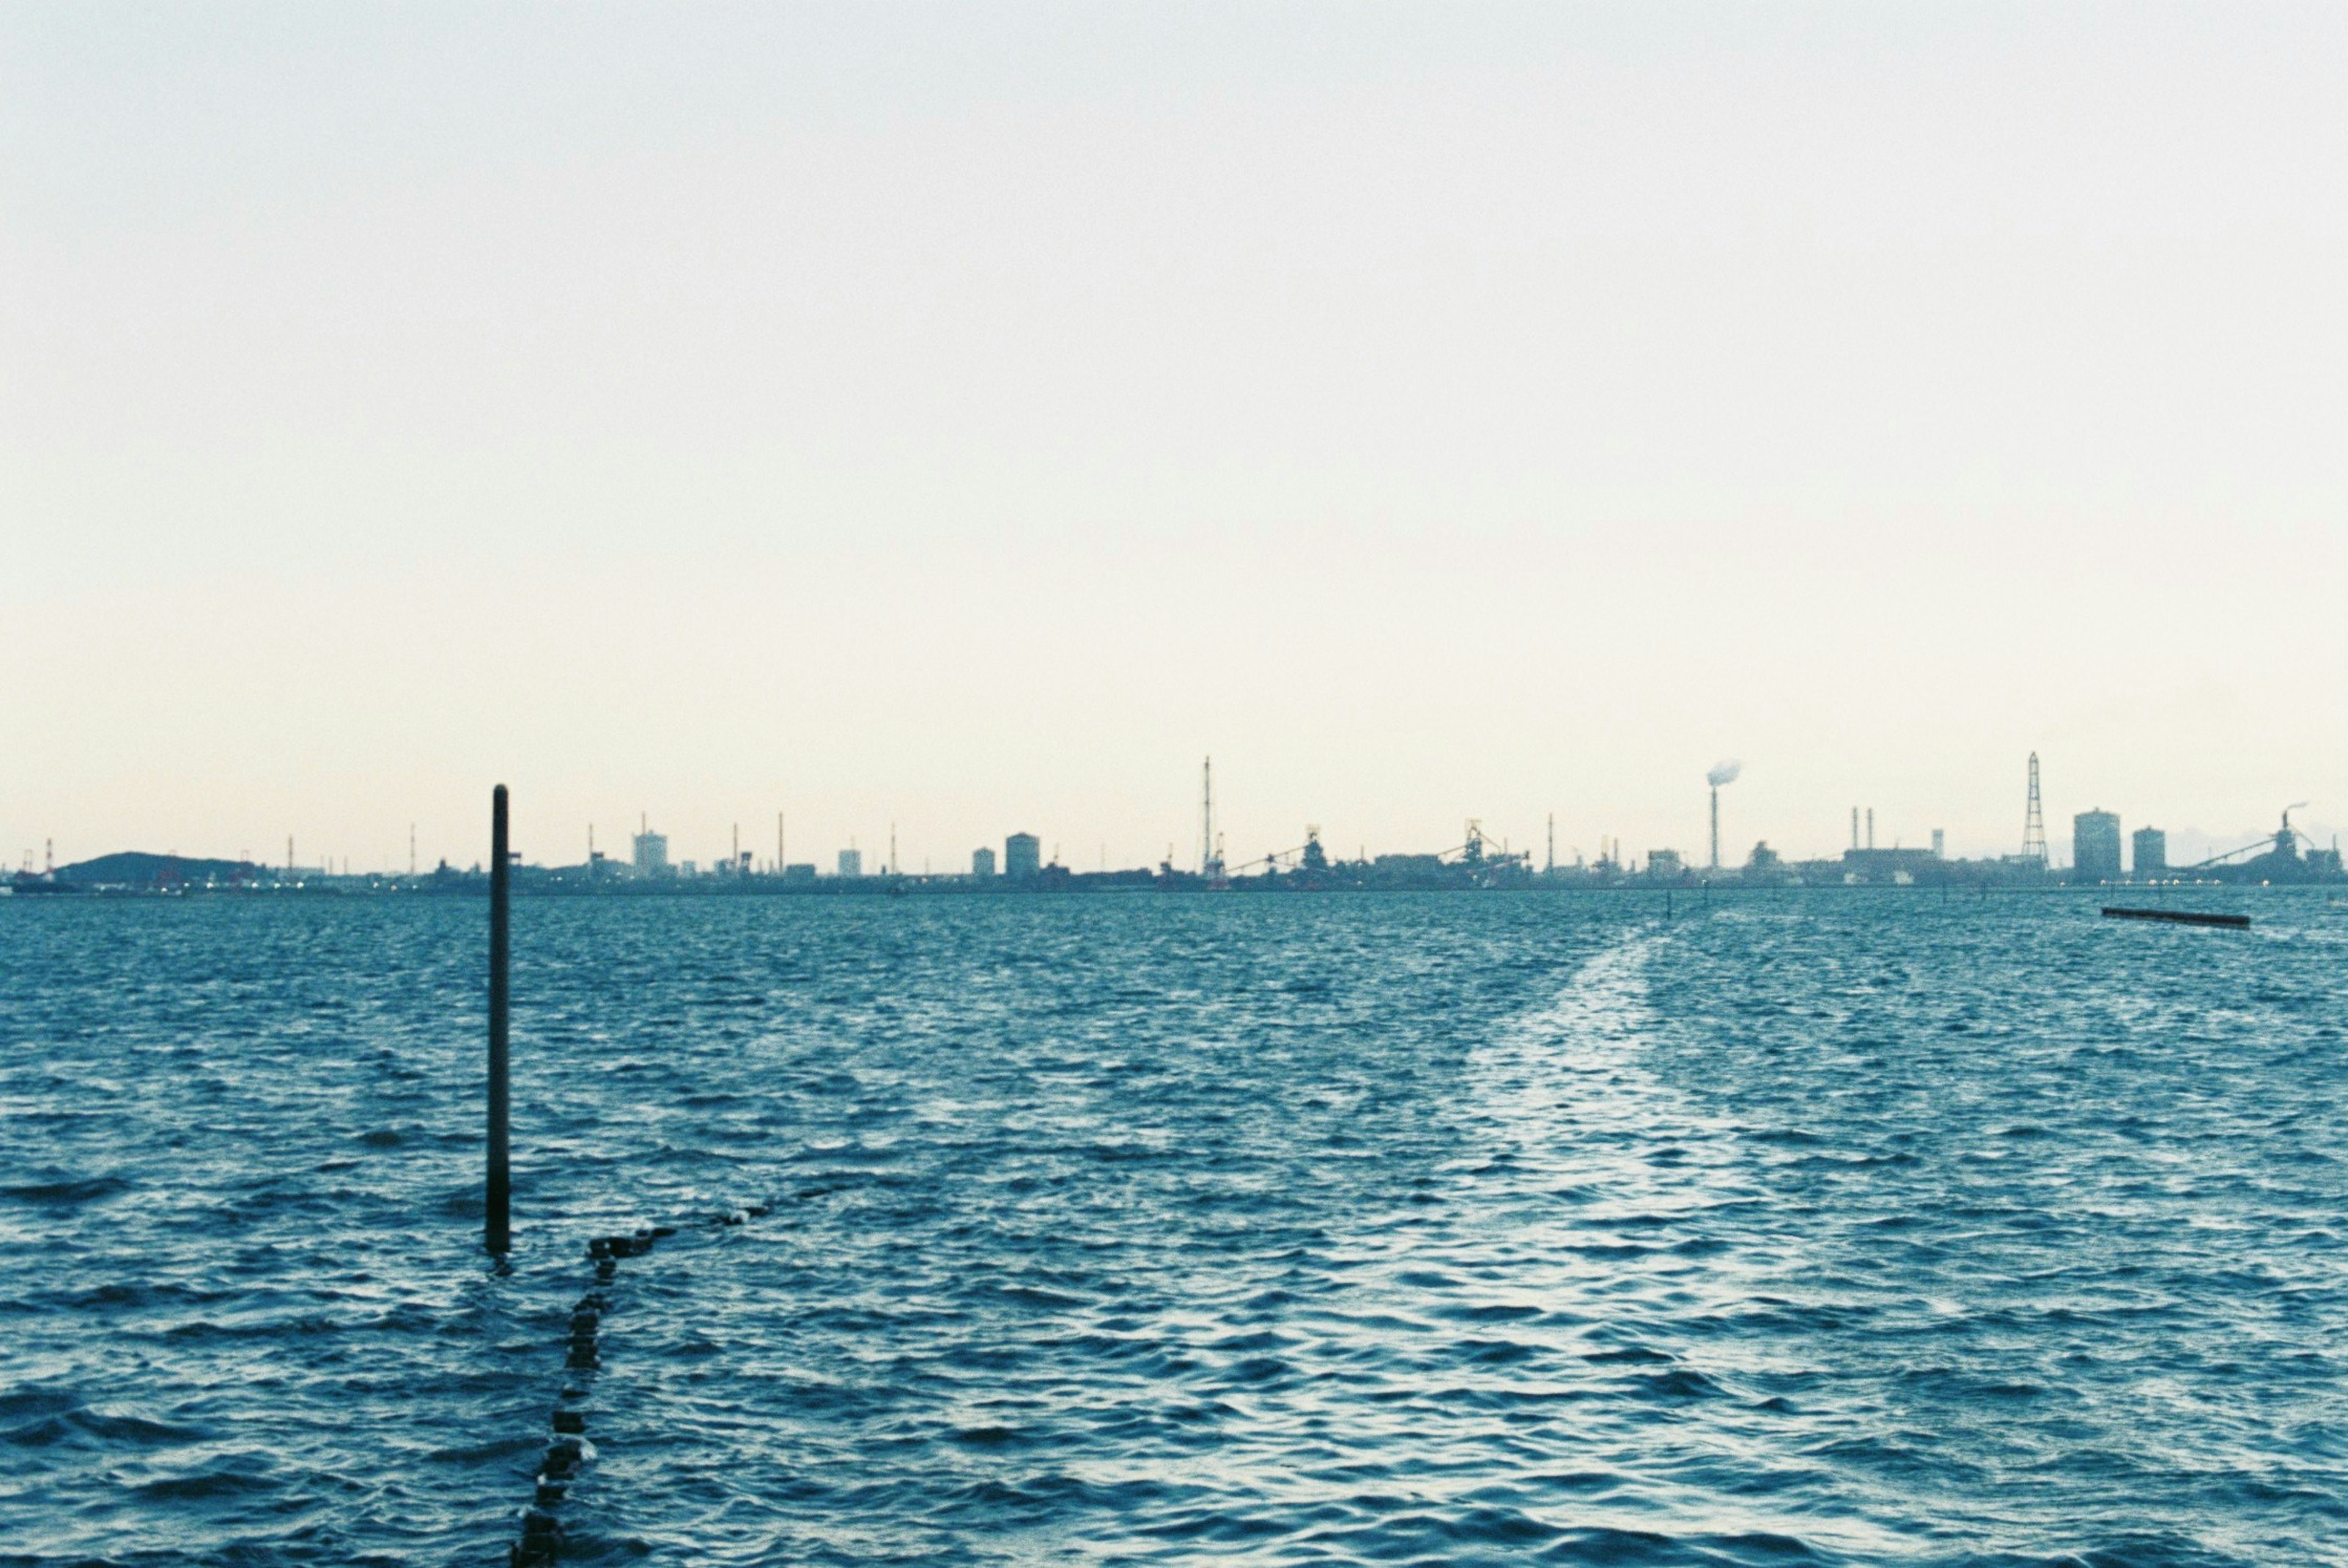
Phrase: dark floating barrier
[
  {"left": 2102, "top": 907, "right": 2250, "bottom": 929},
  {"left": 504, "top": 1206, "right": 790, "bottom": 1566}
]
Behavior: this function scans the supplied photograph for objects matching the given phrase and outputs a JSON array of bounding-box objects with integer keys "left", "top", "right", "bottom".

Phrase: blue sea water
[{"left": 2, "top": 889, "right": 2344, "bottom": 1566}]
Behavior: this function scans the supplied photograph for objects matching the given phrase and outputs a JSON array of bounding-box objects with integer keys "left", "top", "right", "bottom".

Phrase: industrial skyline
[{"left": 17, "top": 754, "right": 2338, "bottom": 893}]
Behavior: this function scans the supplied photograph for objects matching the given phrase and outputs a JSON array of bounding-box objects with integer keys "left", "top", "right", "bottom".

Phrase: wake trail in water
[
  {"left": 1463, "top": 929, "right": 1754, "bottom": 1232},
  {"left": 1341, "top": 927, "right": 1925, "bottom": 1561}
]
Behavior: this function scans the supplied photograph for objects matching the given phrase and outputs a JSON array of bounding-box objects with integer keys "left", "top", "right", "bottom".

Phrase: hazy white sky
[{"left": 5, "top": 3, "right": 2342, "bottom": 874}]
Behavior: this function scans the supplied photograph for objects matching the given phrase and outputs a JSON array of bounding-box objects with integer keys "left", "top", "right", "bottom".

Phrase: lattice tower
[{"left": 2021, "top": 752, "right": 2048, "bottom": 864}]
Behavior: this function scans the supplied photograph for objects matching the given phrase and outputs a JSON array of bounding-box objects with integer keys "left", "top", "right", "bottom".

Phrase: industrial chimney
[{"left": 1707, "top": 760, "right": 1741, "bottom": 870}]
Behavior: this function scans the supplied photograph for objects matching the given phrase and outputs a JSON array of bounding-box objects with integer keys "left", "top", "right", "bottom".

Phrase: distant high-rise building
[
  {"left": 837, "top": 848, "right": 863, "bottom": 878},
  {"left": 1005, "top": 833, "right": 1041, "bottom": 881},
  {"left": 2133, "top": 826, "right": 2168, "bottom": 876},
  {"left": 972, "top": 846, "right": 997, "bottom": 879},
  {"left": 2073, "top": 810, "right": 2122, "bottom": 880},
  {"left": 632, "top": 828, "right": 669, "bottom": 879},
  {"left": 1931, "top": 828, "right": 1946, "bottom": 859}
]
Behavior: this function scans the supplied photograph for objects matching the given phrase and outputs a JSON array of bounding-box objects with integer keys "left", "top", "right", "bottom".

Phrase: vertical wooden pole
[{"left": 486, "top": 784, "right": 511, "bottom": 1256}]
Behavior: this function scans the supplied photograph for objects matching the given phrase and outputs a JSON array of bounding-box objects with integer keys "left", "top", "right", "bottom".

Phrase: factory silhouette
[{"left": 15, "top": 753, "right": 2343, "bottom": 897}]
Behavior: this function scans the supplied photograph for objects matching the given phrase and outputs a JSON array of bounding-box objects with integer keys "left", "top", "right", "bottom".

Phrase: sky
[{"left": 4, "top": 2, "right": 2343, "bottom": 875}]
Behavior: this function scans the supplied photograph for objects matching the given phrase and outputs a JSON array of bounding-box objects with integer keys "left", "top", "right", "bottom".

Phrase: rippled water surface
[{"left": 5, "top": 891, "right": 2346, "bottom": 1565}]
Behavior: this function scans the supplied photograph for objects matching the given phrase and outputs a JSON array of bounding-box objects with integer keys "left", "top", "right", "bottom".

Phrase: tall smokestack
[{"left": 1704, "top": 761, "right": 1740, "bottom": 872}]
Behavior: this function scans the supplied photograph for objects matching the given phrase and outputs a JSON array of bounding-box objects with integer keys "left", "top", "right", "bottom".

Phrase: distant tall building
[
  {"left": 2073, "top": 810, "right": 2122, "bottom": 880},
  {"left": 1931, "top": 829, "right": 1945, "bottom": 859},
  {"left": 632, "top": 828, "right": 669, "bottom": 879},
  {"left": 2133, "top": 826, "right": 2167, "bottom": 876},
  {"left": 972, "top": 846, "right": 997, "bottom": 879},
  {"left": 837, "top": 848, "right": 863, "bottom": 878},
  {"left": 1005, "top": 832, "right": 1041, "bottom": 881}
]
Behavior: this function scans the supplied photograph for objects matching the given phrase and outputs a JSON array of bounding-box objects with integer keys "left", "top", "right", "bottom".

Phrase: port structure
[
  {"left": 1199, "top": 757, "right": 1224, "bottom": 882},
  {"left": 2179, "top": 803, "right": 2316, "bottom": 874}
]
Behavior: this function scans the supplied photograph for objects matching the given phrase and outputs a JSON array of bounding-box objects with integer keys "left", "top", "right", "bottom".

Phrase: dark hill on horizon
[{"left": 51, "top": 852, "right": 264, "bottom": 888}]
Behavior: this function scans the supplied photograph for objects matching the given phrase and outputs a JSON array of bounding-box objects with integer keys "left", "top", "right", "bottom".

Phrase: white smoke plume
[{"left": 1707, "top": 760, "right": 1742, "bottom": 787}]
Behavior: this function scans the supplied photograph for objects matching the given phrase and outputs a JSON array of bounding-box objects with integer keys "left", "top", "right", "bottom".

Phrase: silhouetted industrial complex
[{"left": 13, "top": 755, "right": 2341, "bottom": 896}]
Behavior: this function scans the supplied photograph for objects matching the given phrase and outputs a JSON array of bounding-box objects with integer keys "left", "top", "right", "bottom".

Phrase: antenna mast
[
  {"left": 1200, "top": 757, "right": 1219, "bottom": 878},
  {"left": 2021, "top": 752, "right": 2048, "bottom": 865}
]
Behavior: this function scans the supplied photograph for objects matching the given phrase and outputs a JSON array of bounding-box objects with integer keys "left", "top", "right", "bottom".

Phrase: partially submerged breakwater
[{"left": 506, "top": 1207, "right": 772, "bottom": 1567}]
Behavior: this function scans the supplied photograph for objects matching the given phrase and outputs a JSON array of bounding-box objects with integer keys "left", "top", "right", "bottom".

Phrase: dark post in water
[{"left": 486, "top": 784, "right": 512, "bottom": 1256}]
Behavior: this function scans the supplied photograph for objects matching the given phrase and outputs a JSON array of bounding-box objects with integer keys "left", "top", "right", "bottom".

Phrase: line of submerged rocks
[{"left": 509, "top": 1202, "right": 771, "bottom": 1567}]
